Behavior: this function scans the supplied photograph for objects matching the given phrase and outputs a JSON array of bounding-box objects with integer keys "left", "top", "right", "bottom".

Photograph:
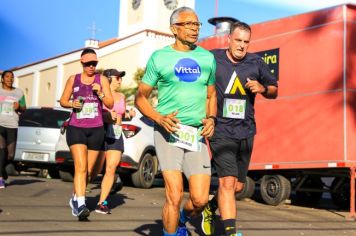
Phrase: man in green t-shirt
[{"left": 135, "top": 6, "right": 217, "bottom": 236}]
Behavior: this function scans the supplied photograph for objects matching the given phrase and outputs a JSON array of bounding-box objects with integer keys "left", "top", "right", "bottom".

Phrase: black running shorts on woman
[{"left": 66, "top": 125, "right": 104, "bottom": 151}]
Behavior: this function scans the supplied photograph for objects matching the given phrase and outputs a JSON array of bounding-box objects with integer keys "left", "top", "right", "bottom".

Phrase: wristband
[
  {"left": 262, "top": 85, "right": 268, "bottom": 94},
  {"left": 208, "top": 115, "right": 217, "bottom": 124}
]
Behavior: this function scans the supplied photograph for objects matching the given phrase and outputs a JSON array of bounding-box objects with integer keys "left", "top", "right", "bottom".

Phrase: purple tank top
[{"left": 69, "top": 73, "right": 103, "bottom": 128}]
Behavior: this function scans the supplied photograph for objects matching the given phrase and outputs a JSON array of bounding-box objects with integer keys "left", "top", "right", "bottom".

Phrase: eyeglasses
[
  {"left": 174, "top": 21, "right": 202, "bottom": 29},
  {"left": 82, "top": 61, "right": 98, "bottom": 67}
]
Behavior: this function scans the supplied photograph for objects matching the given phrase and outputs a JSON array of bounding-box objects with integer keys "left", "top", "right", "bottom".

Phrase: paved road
[{"left": 1, "top": 175, "right": 356, "bottom": 236}]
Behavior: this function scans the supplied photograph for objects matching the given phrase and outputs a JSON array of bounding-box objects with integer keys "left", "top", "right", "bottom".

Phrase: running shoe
[
  {"left": 176, "top": 226, "right": 188, "bottom": 236},
  {"left": 0, "top": 179, "right": 5, "bottom": 189},
  {"left": 201, "top": 203, "right": 215, "bottom": 235},
  {"left": 77, "top": 205, "right": 90, "bottom": 221},
  {"left": 95, "top": 201, "right": 111, "bottom": 214},
  {"left": 110, "top": 175, "right": 123, "bottom": 195},
  {"left": 69, "top": 197, "right": 78, "bottom": 216},
  {"left": 236, "top": 232, "right": 243, "bottom": 236},
  {"left": 85, "top": 184, "right": 92, "bottom": 193}
]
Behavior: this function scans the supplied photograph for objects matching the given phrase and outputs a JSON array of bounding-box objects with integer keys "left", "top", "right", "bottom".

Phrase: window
[{"left": 19, "top": 108, "right": 70, "bottom": 128}]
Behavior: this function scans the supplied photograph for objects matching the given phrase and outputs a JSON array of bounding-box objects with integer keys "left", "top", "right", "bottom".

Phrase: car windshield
[{"left": 19, "top": 109, "right": 70, "bottom": 128}]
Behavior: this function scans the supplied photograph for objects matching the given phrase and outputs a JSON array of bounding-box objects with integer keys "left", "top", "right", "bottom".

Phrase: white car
[
  {"left": 55, "top": 107, "right": 159, "bottom": 188},
  {"left": 13, "top": 107, "right": 71, "bottom": 178}
]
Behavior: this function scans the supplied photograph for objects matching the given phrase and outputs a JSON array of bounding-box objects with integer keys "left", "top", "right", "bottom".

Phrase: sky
[{"left": 0, "top": 0, "right": 354, "bottom": 70}]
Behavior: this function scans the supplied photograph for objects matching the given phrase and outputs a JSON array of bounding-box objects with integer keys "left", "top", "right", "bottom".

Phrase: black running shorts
[
  {"left": 209, "top": 136, "right": 254, "bottom": 183},
  {"left": 0, "top": 126, "right": 18, "bottom": 146},
  {"left": 66, "top": 125, "right": 104, "bottom": 151}
]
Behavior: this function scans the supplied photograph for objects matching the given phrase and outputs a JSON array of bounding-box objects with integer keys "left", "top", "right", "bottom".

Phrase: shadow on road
[
  {"left": 85, "top": 191, "right": 131, "bottom": 212},
  {"left": 134, "top": 219, "right": 163, "bottom": 236},
  {"left": 8, "top": 178, "right": 45, "bottom": 186}
]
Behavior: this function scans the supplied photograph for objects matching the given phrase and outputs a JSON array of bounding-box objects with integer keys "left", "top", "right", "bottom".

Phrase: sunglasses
[{"left": 82, "top": 61, "right": 98, "bottom": 67}]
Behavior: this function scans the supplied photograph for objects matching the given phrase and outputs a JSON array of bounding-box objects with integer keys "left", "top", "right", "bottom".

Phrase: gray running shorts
[{"left": 154, "top": 125, "right": 211, "bottom": 178}]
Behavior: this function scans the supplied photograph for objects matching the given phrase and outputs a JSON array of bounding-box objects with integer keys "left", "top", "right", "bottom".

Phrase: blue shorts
[{"left": 104, "top": 135, "right": 124, "bottom": 152}]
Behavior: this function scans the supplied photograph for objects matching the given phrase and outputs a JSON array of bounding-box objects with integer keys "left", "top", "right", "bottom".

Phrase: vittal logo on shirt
[{"left": 174, "top": 58, "right": 201, "bottom": 82}]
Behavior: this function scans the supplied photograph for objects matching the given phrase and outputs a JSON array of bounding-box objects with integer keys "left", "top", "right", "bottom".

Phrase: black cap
[{"left": 103, "top": 69, "right": 125, "bottom": 78}]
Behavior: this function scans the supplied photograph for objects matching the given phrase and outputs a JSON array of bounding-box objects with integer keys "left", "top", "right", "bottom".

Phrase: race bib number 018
[
  {"left": 169, "top": 124, "right": 201, "bottom": 152},
  {"left": 223, "top": 98, "right": 246, "bottom": 119}
]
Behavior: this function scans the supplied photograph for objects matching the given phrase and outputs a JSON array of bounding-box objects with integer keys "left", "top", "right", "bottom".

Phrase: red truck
[{"left": 198, "top": 4, "right": 356, "bottom": 217}]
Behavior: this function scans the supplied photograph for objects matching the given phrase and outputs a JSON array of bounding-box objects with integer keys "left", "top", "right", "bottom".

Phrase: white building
[{"left": 12, "top": 0, "right": 195, "bottom": 107}]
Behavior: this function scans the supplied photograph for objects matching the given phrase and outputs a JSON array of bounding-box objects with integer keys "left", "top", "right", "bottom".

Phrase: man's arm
[
  {"left": 206, "top": 84, "right": 217, "bottom": 118},
  {"left": 261, "top": 85, "right": 278, "bottom": 99},
  {"left": 135, "top": 83, "right": 179, "bottom": 133},
  {"left": 201, "top": 84, "right": 217, "bottom": 138},
  {"left": 135, "top": 83, "right": 158, "bottom": 121},
  {"left": 245, "top": 78, "right": 278, "bottom": 99}
]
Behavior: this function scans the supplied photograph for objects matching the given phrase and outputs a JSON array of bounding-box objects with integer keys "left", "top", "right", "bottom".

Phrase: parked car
[
  {"left": 55, "top": 107, "right": 159, "bottom": 188},
  {"left": 14, "top": 107, "right": 71, "bottom": 178}
]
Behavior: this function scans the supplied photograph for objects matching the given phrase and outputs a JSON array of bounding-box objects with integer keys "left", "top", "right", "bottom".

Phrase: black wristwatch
[
  {"left": 208, "top": 115, "right": 217, "bottom": 124},
  {"left": 262, "top": 85, "right": 268, "bottom": 94}
]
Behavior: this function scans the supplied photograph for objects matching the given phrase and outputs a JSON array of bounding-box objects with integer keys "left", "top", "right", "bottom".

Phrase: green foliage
[
  {"left": 123, "top": 67, "right": 158, "bottom": 107},
  {"left": 133, "top": 67, "right": 145, "bottom": 84},
  {"left": 120, "top": 87, "right": 137, "bottom": 105}
]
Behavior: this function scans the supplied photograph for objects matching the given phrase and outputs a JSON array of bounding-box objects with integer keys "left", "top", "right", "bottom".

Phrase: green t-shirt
[{"left": 142, "top": 45, "right": 216, "bottom": 126}]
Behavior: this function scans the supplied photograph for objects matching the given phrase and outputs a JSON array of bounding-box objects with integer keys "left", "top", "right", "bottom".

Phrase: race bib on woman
[
  {"left": 106, "top": 124, "right": 122, "bottom": 139},
  {"left": 76, "top": 103, "right": 96, "bottom": 119},
  {"left": 1, "top": 102, "right": 14, "bottom": 116}
]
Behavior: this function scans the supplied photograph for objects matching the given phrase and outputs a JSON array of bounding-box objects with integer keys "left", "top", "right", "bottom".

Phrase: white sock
[
  {"left": 77, "top": 196, "right": 85, "bottom": 207},
  {"left": 72, "top": 194, "right": 77, "bottom": 201}
]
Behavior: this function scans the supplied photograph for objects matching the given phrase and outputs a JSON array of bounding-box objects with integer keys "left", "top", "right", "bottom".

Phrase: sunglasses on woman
[{"left": 82, "top": 61, "right": 98, "bottom": 67}]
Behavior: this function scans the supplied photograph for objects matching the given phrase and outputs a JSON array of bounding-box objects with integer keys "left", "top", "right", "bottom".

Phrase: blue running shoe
[
  {"left": 77, "top": 205, "right": 90, "bottom": 221},
  {"left": 69, "top": 197, "right": 78, "bottom": 216},
  {"left": 177, "top": 226, "right": 188, "bottom": 236},
  {"left": 0, "top": 179, "right": 5, "bottom": 189},
  {"left": 236, "top": 233, "right": 243, "bottom": 236}
]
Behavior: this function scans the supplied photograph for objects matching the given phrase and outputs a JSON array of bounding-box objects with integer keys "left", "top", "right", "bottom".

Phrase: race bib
[
  {"left": 223, "top": 98, "right": 246, "bottom": 119},
  {"left": 76, "top": 103, "right": 96, "bottom": 119},
  {"left": 169, "top": 124, "right": 201, "bottom": 152},
  {"left": 1, "top": 102, "right": 14, "bottom": 116},
  {"left": 106, "top": 124, "right": 122, "bottom": 139}
]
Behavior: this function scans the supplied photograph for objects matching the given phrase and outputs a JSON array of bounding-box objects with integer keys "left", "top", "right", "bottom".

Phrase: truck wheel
[
  {"left": 236, "top": 176, "right": 255, "bottom": 200},
  {"left": 131, "top": 153, "right": 157, "bottom": 189},
  {"left": 295, "top": 177, "right": 323, "bottom": 206},
  {"left": 331, "top": 177, "right": 350, "bottom": 209},
  {"left": 260, "top": 175, "right": 291, "bottom": 206},
  {"left": 59, "top": 170, "right": 74, "bottom": 182}
]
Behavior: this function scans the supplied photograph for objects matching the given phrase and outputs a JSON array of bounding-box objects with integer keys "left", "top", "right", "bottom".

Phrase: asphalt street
[{"left": 1, "top": 175, "right": 356, "bottom": 236}]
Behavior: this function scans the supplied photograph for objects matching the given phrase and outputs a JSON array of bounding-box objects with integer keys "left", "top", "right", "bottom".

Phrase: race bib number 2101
[{"left": 169, "top": 124, "right": 201, "bottom": 152}]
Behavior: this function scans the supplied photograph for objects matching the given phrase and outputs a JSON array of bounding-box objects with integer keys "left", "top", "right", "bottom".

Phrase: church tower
[{"left": 119, "top": 0, "right": 195, "bottom": 38}]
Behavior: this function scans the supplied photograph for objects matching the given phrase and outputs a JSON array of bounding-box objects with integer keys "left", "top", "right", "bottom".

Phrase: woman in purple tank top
[{"left": 59, "top": 48, "right": 113, "bottom": 221}]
